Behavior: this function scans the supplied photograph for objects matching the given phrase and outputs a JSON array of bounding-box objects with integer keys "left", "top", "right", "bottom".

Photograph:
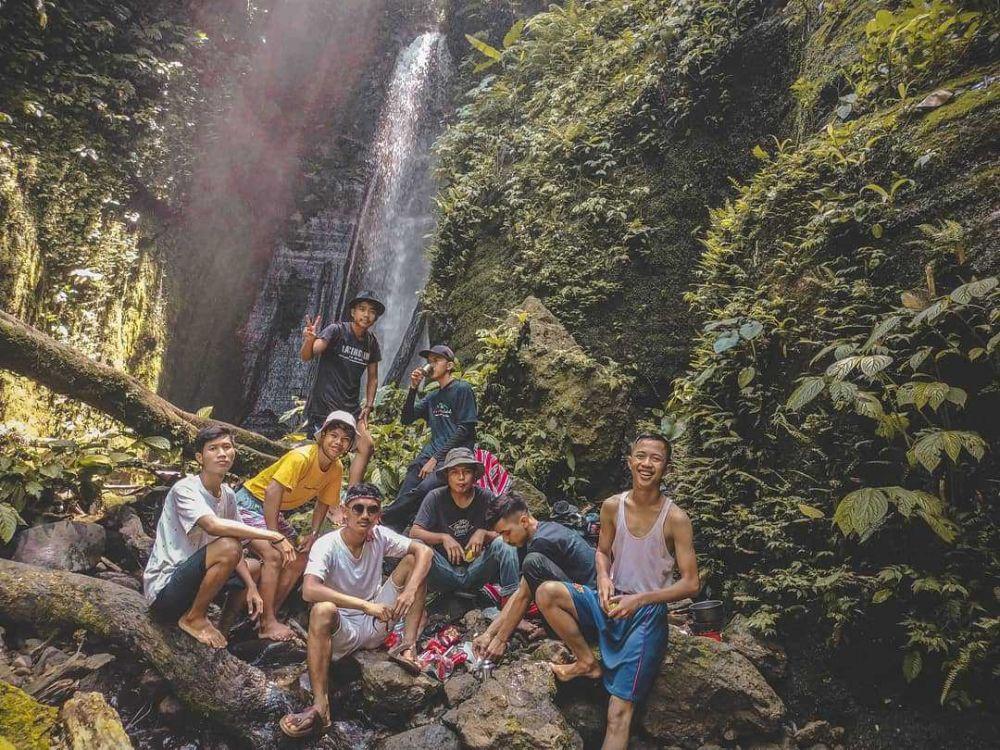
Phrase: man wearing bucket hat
[
  {"left": 381, "top": 344, "right": 478, "bottom": 531},
  {"left": 409, "top": 447, "right": 519, "bottom": 597},
  {"left": 300, "top": 290, "right": 385, "bottom": 432},
  {"left": 236, "top": 410, "right": 365, "bottom": 641}
]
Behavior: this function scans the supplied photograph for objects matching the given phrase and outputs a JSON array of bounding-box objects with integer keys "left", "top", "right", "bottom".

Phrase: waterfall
[
  {"left": 346, "top": 31, "right": 451, "bottom": 383},
  {"left": 239, "top": 30, "right": 450, "bottom": 435}
]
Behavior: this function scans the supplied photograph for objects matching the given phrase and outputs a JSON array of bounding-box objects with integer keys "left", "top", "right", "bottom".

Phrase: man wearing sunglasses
[{"left": 280, "top": 483, "right": 432, "bottom": 739}]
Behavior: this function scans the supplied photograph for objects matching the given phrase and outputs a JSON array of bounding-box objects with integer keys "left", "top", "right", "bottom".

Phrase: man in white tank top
[{"left": 536, "top": 434, "right": 700, "bottom": 750}]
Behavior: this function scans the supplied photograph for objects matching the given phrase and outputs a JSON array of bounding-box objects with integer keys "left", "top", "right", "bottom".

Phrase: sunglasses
[{"left": 349, "top": 503, "right": 381, "bottom": 516}]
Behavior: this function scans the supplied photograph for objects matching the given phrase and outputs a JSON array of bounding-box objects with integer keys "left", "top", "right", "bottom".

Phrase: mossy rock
[{"left": 0, "top": 680, "right": 59, "bottom": 750}]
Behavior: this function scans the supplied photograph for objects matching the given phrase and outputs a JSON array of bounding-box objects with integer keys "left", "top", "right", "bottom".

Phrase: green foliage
[
  {"left": 850, "top": 1, "right": 988, "bottom": 103},
  {"left": 0, "top": 425, "right": 179, "bottom": 521},
  {"left": 670, "top": 85, "right": 999, "bottom": 704},
  {"left": 427, "top": 0, "right": 773, "bottom": 373}
]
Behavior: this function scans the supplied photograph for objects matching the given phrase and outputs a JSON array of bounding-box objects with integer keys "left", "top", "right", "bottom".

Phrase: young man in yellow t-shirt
[{"left": 235, "top": 410, "right": 369, "bottom": 641}]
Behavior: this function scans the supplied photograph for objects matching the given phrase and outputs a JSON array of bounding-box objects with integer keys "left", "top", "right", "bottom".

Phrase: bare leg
[
  {"left": 249, "top": 538, "right": 296, "bottom": 641},
  {"left": 273, "top": 552, "right": 308, "bottom": 612},
  {"left": 177, "top": 537, "right": 241, "bottom": 649},
  {"left": 220, "top": 558, "right": 261, "bottom": 633},
  {"left": 390, "top": 553, "right": 426, "bottom": 659},
  {"left": 535, "top": 581, "right": 601, "bottom": 681},
  {"left": 307, "top": 602, "right": 338, "bottom": 725},
  {"left": 602, "top": 696, "right": 634, "bottom": 750}
]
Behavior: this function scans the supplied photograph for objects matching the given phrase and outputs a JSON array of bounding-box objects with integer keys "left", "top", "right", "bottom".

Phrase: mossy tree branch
[
  {"left": 0, "top": 558, "right": 298, "bottom": 746},
  {"left": 0, "top": 310, "right": 281, "bottom": 471}
]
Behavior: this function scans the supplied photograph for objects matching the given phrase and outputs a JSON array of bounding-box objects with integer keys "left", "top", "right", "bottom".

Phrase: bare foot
[
  {"left": 516, "top": 619, "right": 546, "bottom": 640},
  {"left": 551, "top": 659, "right": 602, "bottom": 682},
  {"left": 258, "top": 618, "right": 297, "bottom": 642},
  {"left": 178, "top": 615, "right": 228, "bottom": 648}
]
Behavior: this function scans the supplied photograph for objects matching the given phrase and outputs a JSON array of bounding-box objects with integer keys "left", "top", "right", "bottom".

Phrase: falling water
[
  {"left": 239, "top": 30, "right": 451, "bottom": 434},
  {"left": 346, "top": 31, "right": 451, "bottom": 382}
]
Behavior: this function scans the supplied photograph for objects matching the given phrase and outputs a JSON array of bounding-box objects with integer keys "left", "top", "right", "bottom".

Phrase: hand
[
  {"left": 273, "top": 536, "right": 297, "bottom": 568},
  {"left": 597, "top": 575, "right": 615, "bottom": 614},
  {"left": 409, "top": 367, "right": 425, "bottom": 389},
  {"left": 358, "top": 403, "right": 373, "bottom": 426},
  {"left": 392, "top": 588, "right": 417, "bottom": 620},
  {"left": 442, "top": 535, "right": 464, "bottom": 566},
  {"left": 472, "top": 631, "right": 492, "bottom": 659},
  {"left": 418, "top": 456, "right": 437, "bottom": 479},
  {"left": 465, "top": 529, "right": 487, "bottom": 560},
  {"left": 484, "top": 636, "right": 507, "bottom": 662},
  {"left": 298, "top": 532, "right": 317, "bottom": 555},
  {"left": 364, "top": 601, "right": 393, "bottom": 623},
  {"left": 246, "top": 586, "right": 263, "bottom": 621},
  {"left": 608, "top": 593, "right": 646, "bottom": 619},
  {"left": 302, "top": 314, "right": 322, "bottom": 342}
]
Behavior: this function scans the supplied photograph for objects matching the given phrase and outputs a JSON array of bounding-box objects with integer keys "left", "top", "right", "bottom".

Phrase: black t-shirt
[
  {"left": 413, "top": 486, "right": 493, "bottom": 550},
  {"left": 521, "top": 521, "right": 597, "bottom": 586},
  {"left": 410, "top": 379, "right": 477, "bottom": 461},
  {"left": 309, "top": 322, "right": 381, "bottom": 415}
]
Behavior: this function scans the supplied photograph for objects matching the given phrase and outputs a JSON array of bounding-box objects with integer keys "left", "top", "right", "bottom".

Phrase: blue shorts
[{"left": 565, "top": 583, "right": 669, "bottom": 702}]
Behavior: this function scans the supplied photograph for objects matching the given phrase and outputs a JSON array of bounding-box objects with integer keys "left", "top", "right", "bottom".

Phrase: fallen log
[
  {"left": 0, "top": 310, "right": 282, "bottom": 471},
  {"left": 0, "top": 558, "right": 298, "bottom": 747}
]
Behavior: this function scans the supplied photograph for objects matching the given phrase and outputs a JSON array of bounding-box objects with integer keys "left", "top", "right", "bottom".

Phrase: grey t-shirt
[
  {"left": 413, "top": 486, "right": 494, "bottom": 549},
  {"left": 524, "top": 521, "right": 597, "bottom": 586},
  {"left": 142, "top": 475, "right": 239, "bottom": 603},
  {"left": 309, "top": 322, "right": 381, "bottom": 416}
]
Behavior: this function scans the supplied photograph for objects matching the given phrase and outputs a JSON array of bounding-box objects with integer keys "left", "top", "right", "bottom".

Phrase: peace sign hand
[{"left": 302, "top": 314, "right": 322, "bottom": 341}]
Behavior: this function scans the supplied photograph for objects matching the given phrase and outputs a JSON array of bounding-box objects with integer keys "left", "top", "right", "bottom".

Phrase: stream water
[{"left": 239, "top": 30, "right": 450, "bottom": 435}]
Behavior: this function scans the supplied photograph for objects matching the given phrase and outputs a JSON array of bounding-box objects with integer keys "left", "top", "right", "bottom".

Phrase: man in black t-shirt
[
  {"left": 409, "top": 448, "right": 519, "bottom": 596},
  {"left": 381, "top": 344, "right": 478, "bottom": 531},
  {"left": 473, "top": 493, "right": 596, "bottom": 661},
  {"left": 300, "top": 291, "right": 384, "bottom": 435}
]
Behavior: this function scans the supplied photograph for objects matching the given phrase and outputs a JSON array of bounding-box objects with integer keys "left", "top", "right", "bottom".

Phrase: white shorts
[{"left": 329, "top": 577, "right": 402, "bottom": 661}]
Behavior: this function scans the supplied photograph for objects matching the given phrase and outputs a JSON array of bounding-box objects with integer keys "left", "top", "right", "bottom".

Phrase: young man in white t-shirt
[
  {"left": 279, "top": 483, "right": 433, "bottom": 738},
  {"left": 143, "top": 426, "right": 297, "bottom": 648}
]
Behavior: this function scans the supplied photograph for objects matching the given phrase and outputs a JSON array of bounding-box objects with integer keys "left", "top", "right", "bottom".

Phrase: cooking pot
[{"left": 688, "top": 600, "right": 724, "bottom": 628}]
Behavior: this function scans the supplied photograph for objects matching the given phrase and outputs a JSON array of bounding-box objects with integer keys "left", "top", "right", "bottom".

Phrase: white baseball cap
[{"left": 314, "top": 410, "right": 358, "bottom": 447}]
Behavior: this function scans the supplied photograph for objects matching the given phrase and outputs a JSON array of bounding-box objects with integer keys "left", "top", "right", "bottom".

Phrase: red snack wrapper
[{"left": 436, "top": 625, "right": 461, "bottom": 647}]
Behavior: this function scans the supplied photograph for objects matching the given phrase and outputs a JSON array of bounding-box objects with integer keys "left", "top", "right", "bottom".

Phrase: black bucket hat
[
  {"left": 347, "top": 290, "right": 385, "bottom": 317},
  {"left": 419, "top": 344, "right": 455, "bottom": 362}
]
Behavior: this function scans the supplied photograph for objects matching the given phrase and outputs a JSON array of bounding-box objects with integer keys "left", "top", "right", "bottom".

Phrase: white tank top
[{"left": 610, "top": 491, "right": 675, "bottom": 594}]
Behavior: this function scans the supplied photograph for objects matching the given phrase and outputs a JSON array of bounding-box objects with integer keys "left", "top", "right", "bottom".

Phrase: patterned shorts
[{"left": 234, "top": 486, "right": 298, "bottom": 541}]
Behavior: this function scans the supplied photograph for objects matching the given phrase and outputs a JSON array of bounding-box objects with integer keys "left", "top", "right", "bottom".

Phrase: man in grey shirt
[{"left": 143, "top": 426, "right": 296, "bottom": 648}]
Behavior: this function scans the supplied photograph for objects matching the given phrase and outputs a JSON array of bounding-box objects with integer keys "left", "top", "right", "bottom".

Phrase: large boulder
[
  {"left": 11, "top": 520, "right": 105, "bottom": 572},
  {"left": 495, "top": 297, "right": 632, "bottom": 496},
  {"left": 377, "top": 723, "right": 461, "bottom": 750},
  {"left": 99, "top": 505, "right": 153, "bottom": 570},
  {"left": 639, "top": 628, "right": 786, "bottom": 747},
  {"left": 723, "top": 614, "right": 788, "bottom": 683},
  {"left": 61, "top": 691, "right": 133, "bottom": 749},
  {"left": 351, "top": 650, "right": 440, "bottom": 727},
  {"left": 443, "top": 658, "right": 582, "bottom": 749}
]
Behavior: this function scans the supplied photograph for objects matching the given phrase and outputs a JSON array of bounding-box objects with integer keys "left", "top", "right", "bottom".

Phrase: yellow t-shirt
[{"left": 243, "top": 444, "right": 342, "bottom": 511}]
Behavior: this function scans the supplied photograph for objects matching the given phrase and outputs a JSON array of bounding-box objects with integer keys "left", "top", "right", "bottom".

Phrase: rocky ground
[{"left": 0, "top": 501, "right": 845, "bottom": 750}]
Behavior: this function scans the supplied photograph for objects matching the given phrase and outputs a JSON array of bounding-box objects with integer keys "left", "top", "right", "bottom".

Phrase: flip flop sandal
[
  {"left": 388, "top": 641, "right": 422, "bottom": 675},
  {"left": 279, "top": 706, "right": 329, "bottom": 738}
]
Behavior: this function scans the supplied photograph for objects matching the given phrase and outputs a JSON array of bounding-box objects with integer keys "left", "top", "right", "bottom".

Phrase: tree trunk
[
  {"left": 0, "top": 558, "right": 299, "bottom": 747},
  {"left": 0, "top": 310, "right": 282, "bottom": 471}
]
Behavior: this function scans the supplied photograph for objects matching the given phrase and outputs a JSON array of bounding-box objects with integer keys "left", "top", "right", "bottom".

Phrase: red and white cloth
[{"left": 474, "top": 447, "right": 511, "bottom": 496}]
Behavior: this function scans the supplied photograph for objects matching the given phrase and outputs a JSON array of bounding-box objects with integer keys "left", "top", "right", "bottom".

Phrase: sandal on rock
[
  {"left": 388, "top": 641, "right": 422, "bottom": 675},
  {"left": 279, "top": 705, "right": 329, "bottom": 738}
]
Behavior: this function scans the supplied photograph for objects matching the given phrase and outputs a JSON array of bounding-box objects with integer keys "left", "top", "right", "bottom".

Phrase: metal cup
[{"left": 422, "top": 363, "right": 434, "bottom": 377}]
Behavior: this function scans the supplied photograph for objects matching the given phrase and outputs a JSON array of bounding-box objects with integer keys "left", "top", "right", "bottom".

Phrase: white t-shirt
[
  {"left": 305, "top": 525, "right": 412, "bottom": 605},
  {"left": 143, "top": 474, "right": 239, "bottom": 603}
]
